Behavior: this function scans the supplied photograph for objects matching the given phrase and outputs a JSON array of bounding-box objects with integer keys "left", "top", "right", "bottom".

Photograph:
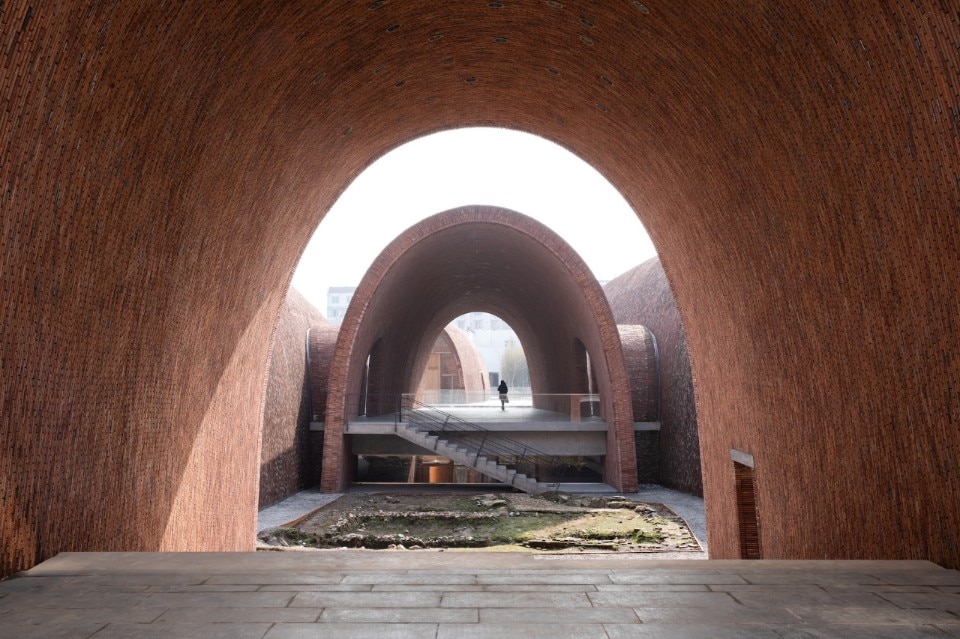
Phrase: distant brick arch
[
  {"left": 415, "top": 325, "right": 490, "bottom": 402},
  {"left": 321, "top": 206, "right": 636, "bottom": 492}
]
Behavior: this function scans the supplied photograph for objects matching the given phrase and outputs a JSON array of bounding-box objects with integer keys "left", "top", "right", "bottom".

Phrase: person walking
[{"left": 497, "top": 379, "right": 509, "bottom": 410}]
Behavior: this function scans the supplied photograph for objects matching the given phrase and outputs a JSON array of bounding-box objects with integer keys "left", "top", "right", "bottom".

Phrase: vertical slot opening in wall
[{"left": 732, "top": 451, "right": 761, "bottom": 559}]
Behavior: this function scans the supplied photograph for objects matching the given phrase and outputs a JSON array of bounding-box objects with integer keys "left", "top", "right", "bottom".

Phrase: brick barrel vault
[
  {"left": 2, "top": 2, "right": 959, "bottom": 576},
  {"left": 320, "top": 206, "right": 637, "bottom": 493}
]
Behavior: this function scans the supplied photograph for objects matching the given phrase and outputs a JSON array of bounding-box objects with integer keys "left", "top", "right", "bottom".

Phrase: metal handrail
[{"left": 399, "top": 395, "right": 570, "bottom": 491}]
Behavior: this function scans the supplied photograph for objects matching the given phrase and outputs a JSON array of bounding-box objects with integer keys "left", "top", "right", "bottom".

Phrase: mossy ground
[{"left": 259, "top": 493, "right": 700, "bottom": 553}]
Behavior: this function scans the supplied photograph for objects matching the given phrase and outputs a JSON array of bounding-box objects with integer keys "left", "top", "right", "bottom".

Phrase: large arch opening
[
  {"left": 4, "top": 2, "right": 959, "bottom": 576},
  {"left": 321, "top": 206, "right": 636, "bottom": 493},
  {"left": 290, "top": 128, "right": 656, "bottom": 315}
]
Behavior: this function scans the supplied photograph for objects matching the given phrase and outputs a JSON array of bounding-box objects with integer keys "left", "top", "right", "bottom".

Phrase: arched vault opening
[
  {"left": 322, "top": 206, "right": 636, "bottom": 492},
  {"left": 5, "top": 2, "right": 960, "bottom": 574}
]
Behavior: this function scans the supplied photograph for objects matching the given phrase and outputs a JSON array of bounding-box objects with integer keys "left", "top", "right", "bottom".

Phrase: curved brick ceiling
[
  {"left": 1, "top": 2, "right": 959, "bottom": 575},
  {"left": 321, "top": 206, "right": 636, "bottom": 492}
]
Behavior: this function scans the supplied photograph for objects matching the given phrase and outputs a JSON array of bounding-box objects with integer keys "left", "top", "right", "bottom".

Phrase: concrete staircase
[{"left": 395, "top": 422, "right": 549, "bottom": 494}]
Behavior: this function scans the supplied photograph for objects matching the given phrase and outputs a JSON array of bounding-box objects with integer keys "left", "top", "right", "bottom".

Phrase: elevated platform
[{"left": 2, "top": 553, "right": 958, "bottom": 638}]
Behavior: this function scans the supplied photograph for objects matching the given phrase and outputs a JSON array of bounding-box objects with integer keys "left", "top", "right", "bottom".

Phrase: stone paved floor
[{"left": 2, "top": 552, "right": 959, "bottom": 638}]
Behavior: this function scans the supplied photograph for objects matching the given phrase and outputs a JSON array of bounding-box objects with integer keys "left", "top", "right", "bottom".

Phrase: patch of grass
[
  {"left": 632, "top": 529, "right": 665, "bottom": 544},
  {"left": 447, "top": 497, "right": 491, "bottom": 512},
  {"left": 487, "top": 514, "right": 569, "bottom": 543},
  {"left": 562, "top": 529, "right": 623, "bottom": 541}
]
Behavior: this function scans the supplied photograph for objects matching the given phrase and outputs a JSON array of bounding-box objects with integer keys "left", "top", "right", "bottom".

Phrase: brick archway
[
  {"left": 415, "top": 325, "right": 490, "bottom": 403},
  {"left": 3, "top": 2, "right": 959, "bottom": 575},
  {"left": 321, "top": 206, "right": 636, "bottom": 492}
]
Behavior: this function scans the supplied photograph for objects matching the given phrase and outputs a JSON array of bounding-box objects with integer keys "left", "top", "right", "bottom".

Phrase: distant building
[{"left": 326, "top": 286, "right": 356, "bottom": 324}]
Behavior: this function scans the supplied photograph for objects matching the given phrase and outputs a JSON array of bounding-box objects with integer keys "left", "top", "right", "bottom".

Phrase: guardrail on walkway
[
  {"left": 401, "top": 391, "right": 602, "bottom": 423},
  {"left": 399, "top": 395, "right": 570, "bottom": 489}
]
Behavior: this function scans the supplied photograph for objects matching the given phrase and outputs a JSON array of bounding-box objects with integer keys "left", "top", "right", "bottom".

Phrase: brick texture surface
[
  {"left": 321, "top": 207, "right": 637, "bottom": 493},
  {"left": 607, "top": 260, "right": 703, "bottom": 496},
  {"left": 258, "top": 290, "right": 327, "bottom": 509},
  {"left": 634, "top": 431, "right": 661, "bottom": 485},
  {"left": 1, "top": 1, "right": 958, "bottom": 576},
  {"left": 616, "top": 325, "right": 659, "bottom": 423}
]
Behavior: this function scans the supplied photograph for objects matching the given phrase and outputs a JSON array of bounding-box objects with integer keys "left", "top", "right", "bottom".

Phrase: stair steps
[{"left": 394, "top": 422, "right": 551, "bottom": 494}]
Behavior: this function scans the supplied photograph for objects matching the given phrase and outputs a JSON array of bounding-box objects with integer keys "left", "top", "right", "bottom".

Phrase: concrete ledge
[
  {"left": 349, "top": 421, "right": 608, "bottom": 434},
  {"left": 25, "top": 552, "right": 950, "bottom": 575}
]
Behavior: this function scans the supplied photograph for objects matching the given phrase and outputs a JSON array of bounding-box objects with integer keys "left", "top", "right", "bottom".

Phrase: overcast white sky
[{"left": 291, "top": 128, "right": 657, "bottom": 314}]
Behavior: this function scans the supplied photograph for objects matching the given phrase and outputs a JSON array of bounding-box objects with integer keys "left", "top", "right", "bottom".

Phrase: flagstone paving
[{"left": 0, "top": 553, "right": 958, "bottom": 638}]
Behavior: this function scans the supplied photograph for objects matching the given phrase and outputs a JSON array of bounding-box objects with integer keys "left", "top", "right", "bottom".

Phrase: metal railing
[
  {"left": 401, "top": 391, "right": 603, "bottom": 423},
  {"left": 399, "top": 395, "right": 570, "bottom": 491}
]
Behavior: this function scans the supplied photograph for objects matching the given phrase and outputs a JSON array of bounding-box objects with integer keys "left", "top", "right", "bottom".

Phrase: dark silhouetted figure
[{"left": 498, "top": 380, "right": 508, "bottom": 410}]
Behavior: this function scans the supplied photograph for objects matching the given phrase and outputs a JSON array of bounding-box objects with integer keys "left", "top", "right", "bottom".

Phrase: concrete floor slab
[
  {"left": 437, "top": 623, "right": 605, "bottom": 639},
  {"left": 290, "top": 591, "right": 442, "bottom": 608},
  {"left": 787, "top": 605, "right": 960, "bottom": 624},
  {"left": 609, "top": 572, "right": 747, "bottom": 585},
  {"left": 154, "top": 608, "right": 322, "bottom": 623},
  {"left": 93, "top": 623, "right": 272, "bottom": 639},
  {"left": 0, "top": 623, "right": 107, "bottom": 639},
  {"left": 731, "top": 590, "right": 898, "bottom": 608},
  {"left": 775, "top": 626, "right": 952, "bottom": 638},
  {"left": 632, "top": 605, "right": 800, "bottom": 624},
  {"left": 143, "top": 592, "right": 296, "bottom": 608},
  {"left": 266, "top": 623, "right": 437, "bottom": 638},
  {"left": 319, "top": 607, "right": 479, "bottom": 623},
  {"left": 878, "top": 590, "right": 960, "bottom": 611},
  {"left": 474, "top": 572, "right": 612, "bottom": 585},
  {"left": 477, "top": 606, "right": 640, "bottom": 623},
  {"left": 440, "top": 591, "right": 592, "bottom": 608},
  {"left": 605, "top": 625, "right": 784, "bottom": 639},
  {"left": 588, "top": 590, "right": 743, "bottom": 608}
]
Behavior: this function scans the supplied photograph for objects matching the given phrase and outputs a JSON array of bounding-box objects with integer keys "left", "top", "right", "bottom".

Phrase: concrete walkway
[
  {"left": 2, "top": 552, "right": 959, "bottom": 638},
  {"left": 258, "top": 489, "right": 344, "bottom": 533}
]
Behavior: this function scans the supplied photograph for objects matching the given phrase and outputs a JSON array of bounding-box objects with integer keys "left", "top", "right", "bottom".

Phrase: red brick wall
[
  {"left": 616, "top": 325, "right": 659, "bottom": 423},
  {"left": 258, "top": 289, "right": 328, "bottom": 509},
  {"left": 607, "top": 260, "right": 703, "bottom": 496},
  {"left": 308, "top": 325, "right": 340, "bottom": 423},
  {"left": 2, "top": 1, "right": 959, "bottom": 576},
  {"left": 321, "top": 207, "right": 637, "bottom": 493}
]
